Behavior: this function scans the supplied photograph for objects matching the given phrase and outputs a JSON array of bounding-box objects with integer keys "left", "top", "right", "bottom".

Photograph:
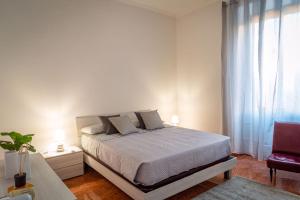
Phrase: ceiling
[{"left": 117, "top": 0, "right": 219, "bottom": 18}]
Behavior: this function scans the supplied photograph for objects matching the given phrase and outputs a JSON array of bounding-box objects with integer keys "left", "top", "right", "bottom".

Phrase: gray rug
[{"left": 193, "top": 176, "right": 300, "bottom": 200}]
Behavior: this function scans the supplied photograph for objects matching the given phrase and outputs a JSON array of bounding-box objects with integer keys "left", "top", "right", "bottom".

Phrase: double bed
[{"left": 76, "top": 114, "right": 236, "bottom": 200}]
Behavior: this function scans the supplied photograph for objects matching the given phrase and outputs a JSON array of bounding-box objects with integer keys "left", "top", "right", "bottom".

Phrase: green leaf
[
  {"left": 0, "top": 131, "right": 36, "bottom": 152},
  {"left": 27, "top": 144, "right": 36, "bottom": 152},
  {"left": 1, "top": 132, "right": 11, "bottom": 137},
  {"left": 0, "top": 141, "right": 16, "bottom": 151},
  {"left": 8, "top": 132, "right": 22, "bottom": 143}
]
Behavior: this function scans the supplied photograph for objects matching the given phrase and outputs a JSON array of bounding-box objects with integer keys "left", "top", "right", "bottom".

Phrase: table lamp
[
  {"left": 171, "top": 115, "right": 180, "bottom": 126},
  {"left": 54, "top": 129, "right": 65, "bottom": 152}
]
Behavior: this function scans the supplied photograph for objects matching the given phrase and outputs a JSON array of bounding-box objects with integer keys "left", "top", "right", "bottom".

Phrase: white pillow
[
  {"left": 109, "top": 116, "right": 138, "bottom": 135},
  {"left": 80, "top": 124, "right": 103, "bottom": 135}
]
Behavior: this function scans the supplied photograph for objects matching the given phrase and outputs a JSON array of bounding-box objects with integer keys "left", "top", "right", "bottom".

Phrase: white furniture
[
  {"left": 42, "top": 146, "right": 83, "bottom": 180},
  {"left": 0, "top": 153, "right": 76, "bottom": 200},
  {"left": 84, "top": 153, "right": 236, "bottom": 200}
]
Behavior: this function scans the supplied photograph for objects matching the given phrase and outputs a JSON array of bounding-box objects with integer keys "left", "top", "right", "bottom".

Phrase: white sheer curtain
[{"left": 223, "top": 0, "right": 300, "bottom": 160}]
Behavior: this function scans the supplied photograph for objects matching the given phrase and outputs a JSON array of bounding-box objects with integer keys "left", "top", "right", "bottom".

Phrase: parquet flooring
[{"left": 64, "top": 154, "right": 300, "bottom": 200}]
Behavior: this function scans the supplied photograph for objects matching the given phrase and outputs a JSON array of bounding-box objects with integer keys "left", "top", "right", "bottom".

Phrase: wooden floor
[{"left": 64, "top": 155, "right": 300, "bottom": 200}]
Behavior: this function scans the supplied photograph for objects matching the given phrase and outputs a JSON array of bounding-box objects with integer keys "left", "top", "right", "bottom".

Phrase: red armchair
[{"left": 267, "top": 122, "right": 300, "bottom": 182}]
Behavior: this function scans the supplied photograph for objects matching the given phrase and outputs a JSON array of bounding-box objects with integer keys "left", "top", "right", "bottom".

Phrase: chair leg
[
  {"left": 273, "top": 169, "right": 277, "bottom": 185},
  {"left": 270, "top": 168, "right": 273, "bottom": 182}
]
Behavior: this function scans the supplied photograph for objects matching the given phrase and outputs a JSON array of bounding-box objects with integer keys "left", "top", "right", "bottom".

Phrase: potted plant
[{"left": 0, "top": 132, "right": 36, "bottom": 187}]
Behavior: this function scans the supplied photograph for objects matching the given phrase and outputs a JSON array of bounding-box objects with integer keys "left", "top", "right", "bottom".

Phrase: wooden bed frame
[
  {"left": 76, "top": 115, "right": 237, "bottom": 200},
  {"left": 84, "top": 153, "right": 237, "bottom": 200}
]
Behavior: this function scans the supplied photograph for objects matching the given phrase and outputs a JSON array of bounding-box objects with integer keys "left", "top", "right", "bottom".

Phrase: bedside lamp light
[
  {"left": 54, "top": 129, "right": 65, "bottom": 152},
  {"left": 171, "top": 115, "right": 180, "bottom": 126}
]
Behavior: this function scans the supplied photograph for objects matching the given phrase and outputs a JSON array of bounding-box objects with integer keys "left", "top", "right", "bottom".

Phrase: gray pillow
[
  {"left": 140, "top": 110, "right": 164, "bottom": 130},
  {"left": 109, "top": 116, "right": 138, "bottom": 135},
  {"left": 99, "top": 114, "right": 120, "bottom": 134},
  {"left": 135, "top": 112, "right": 146, "bottom": 129},
  {"left": 120, "top": 112, "right": 140, "bottom": 127}
]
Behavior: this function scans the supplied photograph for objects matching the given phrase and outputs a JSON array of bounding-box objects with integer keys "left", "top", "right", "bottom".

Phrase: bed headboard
[{"left": 75, "top": 110, "right": 147, "bottom": 141}]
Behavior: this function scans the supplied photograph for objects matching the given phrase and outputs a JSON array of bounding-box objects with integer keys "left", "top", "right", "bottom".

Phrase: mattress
[{"left": 81, "top": 126, "right": 231, "bottom": 186}]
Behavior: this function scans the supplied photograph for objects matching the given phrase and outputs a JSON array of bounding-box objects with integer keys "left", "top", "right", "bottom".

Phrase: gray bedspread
[{"left": 81, "top": 127, "right": 231, "bottom": 186}]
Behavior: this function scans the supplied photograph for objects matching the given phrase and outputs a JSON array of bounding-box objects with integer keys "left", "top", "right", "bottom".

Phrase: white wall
[
  {"left": 0, "top": 0, "right": 177, "bottom": 153},
  {"left": 0, "top": 0, "right": 223, "bottom": 156},
  {"left": 176, "top": 1, "right": 222, "bottom": 133}
]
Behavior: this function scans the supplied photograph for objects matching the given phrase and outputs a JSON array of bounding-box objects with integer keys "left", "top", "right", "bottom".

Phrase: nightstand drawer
[
  {"left": 55, "top": 163, "right": 84, "bottom": 180},
  {"left": 46, "top": 151, "right": 83, "bottom": 170}
]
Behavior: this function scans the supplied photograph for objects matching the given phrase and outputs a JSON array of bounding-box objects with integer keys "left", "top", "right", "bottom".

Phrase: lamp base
[{"left": 56, "top": 144, "right": 64, "bottom": 152}]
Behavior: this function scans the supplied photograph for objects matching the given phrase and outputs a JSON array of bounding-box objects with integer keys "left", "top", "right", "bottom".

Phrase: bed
[{"left": 76, "top": 114, "right": 237, "bottom": 200}]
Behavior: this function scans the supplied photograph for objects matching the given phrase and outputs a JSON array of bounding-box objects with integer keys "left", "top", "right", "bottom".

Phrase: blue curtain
[{"left": 223, "top": 0, "right": 300, "bottom": 160}]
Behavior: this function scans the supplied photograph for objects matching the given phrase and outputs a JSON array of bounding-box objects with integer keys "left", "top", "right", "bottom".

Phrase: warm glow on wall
[{"left": 171, "top": 115, "right": 180, "bottom": 126}]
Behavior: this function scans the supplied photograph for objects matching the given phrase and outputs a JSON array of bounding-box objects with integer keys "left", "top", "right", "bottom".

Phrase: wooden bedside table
[{"left": 42, "top": 146, "right": 84, "bottom": 180}]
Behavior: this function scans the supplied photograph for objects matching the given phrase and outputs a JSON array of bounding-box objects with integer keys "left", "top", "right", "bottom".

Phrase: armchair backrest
[{"left": 272, "top": 122, "right": 300, "bottom": 155}]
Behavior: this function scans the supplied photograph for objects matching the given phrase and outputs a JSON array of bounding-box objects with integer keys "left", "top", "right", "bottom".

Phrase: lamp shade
[
  {"left": 171, "top": 115, "right": 180, "bottom": 126},
  {"left": 54, "top": 129, "right": 65, "bottom": 144}
]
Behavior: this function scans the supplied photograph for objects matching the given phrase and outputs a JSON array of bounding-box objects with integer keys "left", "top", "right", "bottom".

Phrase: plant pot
[
  {"left": 4, "top": 151, "right": 18, "bottom": 179},
  {"left": 14, "top": 172, "right": 26, "bottom": 188}
]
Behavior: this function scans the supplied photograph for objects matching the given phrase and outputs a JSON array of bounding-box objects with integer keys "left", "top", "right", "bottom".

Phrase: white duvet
[{"left": 81, "top": 126, "right": 231, "bottom": 186}]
